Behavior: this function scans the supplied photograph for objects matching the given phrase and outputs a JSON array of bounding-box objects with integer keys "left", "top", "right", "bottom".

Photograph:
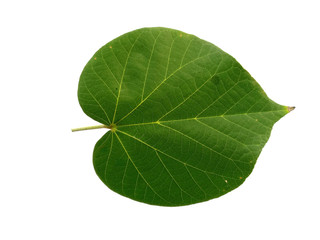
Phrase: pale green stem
[{"left": 71, "top": 125, "right": 108, "bottom": 132}]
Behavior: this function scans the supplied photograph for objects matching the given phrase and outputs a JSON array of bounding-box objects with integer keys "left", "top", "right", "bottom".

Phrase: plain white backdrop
[{"left": 1, "top": 0, "right": 319, "bottom": 239}]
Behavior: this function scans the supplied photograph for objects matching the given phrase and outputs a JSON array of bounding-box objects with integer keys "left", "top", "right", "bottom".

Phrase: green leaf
[{"left": 77, "top": 27, "right": 291, "bottom": 206}]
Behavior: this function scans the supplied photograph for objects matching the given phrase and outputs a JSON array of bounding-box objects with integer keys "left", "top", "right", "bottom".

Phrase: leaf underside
[{"left": 78, "top": 27, "right": 289, "bottom": 206}]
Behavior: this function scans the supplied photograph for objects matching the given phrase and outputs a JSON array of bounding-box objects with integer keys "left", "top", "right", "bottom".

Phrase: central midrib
[{"left": 116, "top": 109, "right": 286, "bottom": 129}]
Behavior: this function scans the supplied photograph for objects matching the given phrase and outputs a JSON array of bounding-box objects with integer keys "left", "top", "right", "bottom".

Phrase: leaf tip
[{"left": 287, "top": 106, "right": 295, "bottom": 113}]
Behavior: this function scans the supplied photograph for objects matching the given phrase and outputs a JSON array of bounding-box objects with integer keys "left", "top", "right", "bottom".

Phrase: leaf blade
[{"left": 79, "top": 27, "right": 290, "bottom": 206}]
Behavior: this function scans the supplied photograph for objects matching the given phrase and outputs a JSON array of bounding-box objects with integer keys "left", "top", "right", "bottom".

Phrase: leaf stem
[{"left": 71, "top": 125, "right": 109, "bottom": 132}]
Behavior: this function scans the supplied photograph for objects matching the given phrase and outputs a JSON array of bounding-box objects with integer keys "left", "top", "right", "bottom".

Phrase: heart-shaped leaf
[{"left": 76, "top": 27, "right": 291, "bottom": 206}]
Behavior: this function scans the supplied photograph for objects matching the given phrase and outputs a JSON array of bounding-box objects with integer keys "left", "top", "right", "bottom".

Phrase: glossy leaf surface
[{"left": 78, "top": 27, "right": 289, "bottom": 206}]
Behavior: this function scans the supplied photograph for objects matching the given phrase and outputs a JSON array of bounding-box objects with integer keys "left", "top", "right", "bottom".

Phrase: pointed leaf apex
[{"left": 287, "top": 106, "right": 295, "bottom": 112}]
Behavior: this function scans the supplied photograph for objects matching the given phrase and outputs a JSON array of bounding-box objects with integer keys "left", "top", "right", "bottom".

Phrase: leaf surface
[{"left": 78, "top": 27, "right": 289, "bottom": 206}]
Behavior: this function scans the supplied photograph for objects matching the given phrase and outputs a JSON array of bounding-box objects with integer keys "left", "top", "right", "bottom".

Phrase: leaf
[{"left": 77, "top": 27, "right": 292, "bottom": 206}]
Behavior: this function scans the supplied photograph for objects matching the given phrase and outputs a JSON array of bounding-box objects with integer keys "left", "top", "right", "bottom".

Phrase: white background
[{"left": 1, "top": 0, "right": 319, "bottom": 239}]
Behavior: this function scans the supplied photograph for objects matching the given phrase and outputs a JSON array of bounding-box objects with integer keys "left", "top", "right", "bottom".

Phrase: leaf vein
[
  {"left": 185, "top": 165, "right": 207, "bottom": 198},
  {"left": 195, "top": 119, "right": 255, "bottom": 153},
  {"left": 100, "top": 50, "right": 120, "bottom": 84},
  {"left": 112, "top": 31, "right": 145, "bottom": 123},
  {"left": 103, "top": 133, "right": 113, "bottom": 181},
  {"left": 141, "top": 31, "right": 161, "bottom": 101},
  {"left": 155, "top": 151, "right": 196, "bottom": 201},
  {"left": 158, "top": 123, "right": 246, "bottom": 174},
  {"left": 157, "top": 57, "right": 224, "bottom": 121},
  {"left": 115, "top": 132, "right": 174, "bottom": 205},
  {"left": 116, "top": 52, "right": 221, "bottom": 124},
  {"left": 180, "top": 37, "right": 194, "bottom": 67},
  {"left": 117, "top": 129, "right": 235, "bottom": 179},
  {"left": 90, "top": 63, "right": 117, "bottom": 98},
  {"left": 83, "top": 75, "right": 111, "bottom": 124}
]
